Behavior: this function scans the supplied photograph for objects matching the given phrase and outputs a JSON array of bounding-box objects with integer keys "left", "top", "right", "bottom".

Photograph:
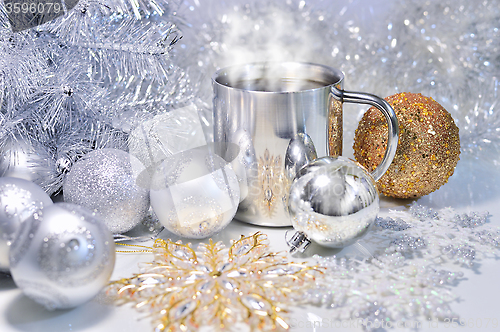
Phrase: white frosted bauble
[
  {"left": 128, "top": 104, "right": 207, "bottom": 170},
  {"left": 150, "top": 147, "right": 240, "bottom": 239}
]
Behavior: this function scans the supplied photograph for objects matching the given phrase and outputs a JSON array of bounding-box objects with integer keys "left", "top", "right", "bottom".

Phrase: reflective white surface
[{"left": 1, "top": 152, "right": 499, "bottom": 332}]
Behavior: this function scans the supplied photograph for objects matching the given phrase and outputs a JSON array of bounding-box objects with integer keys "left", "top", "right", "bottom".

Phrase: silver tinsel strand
[
  {"left": 1, "top": 0, "right": 499, "bottom": 195},
  {"left": 177, "top": 0, "right": 500, "bottom": 162},
  {"left": 0, "top": 0, "right": 198, "bottom": 197}
]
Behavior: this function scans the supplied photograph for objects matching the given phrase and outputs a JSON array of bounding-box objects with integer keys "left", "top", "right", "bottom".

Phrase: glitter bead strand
[{"left": 309, "top": 203, "right": 499, "bottom": 325}]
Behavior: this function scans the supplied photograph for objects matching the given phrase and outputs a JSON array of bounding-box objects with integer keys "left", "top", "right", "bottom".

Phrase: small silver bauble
[
  {"left": 0, "top": 135, "right": 53, "bottom": 184},
  {"left": 0, "top": 177, "right": 53, "bottom": 271},
  {"left": 287, "top": 156, "right": 379, "bottom": 252},
  {"left": 63, "top": 148, "right": 150, "bottom": 234},
  {"left": 9, "top": 203, "right": 115, "bottom": 310},
  {"left": 150, "top": 146, "right": 240, "bottom": 239}
]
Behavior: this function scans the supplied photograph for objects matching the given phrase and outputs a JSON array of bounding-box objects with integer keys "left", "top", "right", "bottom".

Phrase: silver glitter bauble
[
  {"left": 0, "top": 177, "right": 53, "bottom": 271},
  {"left": 9, "top": 203, "right": 115, "bottom": 310},
  {"left": 287, "top": 156, "right": 379, "bottom": 251},
  {"left": 63, "top": 148, "right": 150, "bottom": 234},
  {"left": 150, "top": 146, "right": 240, "bottom": 239}
]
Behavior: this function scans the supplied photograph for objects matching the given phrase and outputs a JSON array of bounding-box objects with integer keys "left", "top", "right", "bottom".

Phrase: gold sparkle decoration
[
  {"left": 107, "top": 232, "right": 321, "bottom": 332},
  {"left": 257, "top": 149, "right": 286, "bottom": 217},
  {"left": 353, "top": 92, "right": 460, "bottom": 198},
  {"left": 328, "top": 94, "right": 343, "bottom": 157}
]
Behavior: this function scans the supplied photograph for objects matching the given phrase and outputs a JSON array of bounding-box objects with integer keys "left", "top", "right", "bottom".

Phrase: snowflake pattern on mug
[{"left": 257, "top": 149, "right": 286, "bottom": 218}]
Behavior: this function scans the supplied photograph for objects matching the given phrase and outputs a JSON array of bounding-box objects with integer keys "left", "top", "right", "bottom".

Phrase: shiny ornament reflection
[
  {"left": 9, "top": 203, "right": 115, "bottom": 310},
  {"left": 150, "top": 146, "right": 239, "bottom": 239},
  {"left": 285, "top": 133, "right": 318, "bottom": 181},
  {"left": 288, "top": 156, "right": 379, "bottom": 251}
]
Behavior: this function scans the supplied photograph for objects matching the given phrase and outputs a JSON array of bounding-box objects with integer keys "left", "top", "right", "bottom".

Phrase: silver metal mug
[{"left": 213, "top": 62, "right": 398, "bottom": 227}]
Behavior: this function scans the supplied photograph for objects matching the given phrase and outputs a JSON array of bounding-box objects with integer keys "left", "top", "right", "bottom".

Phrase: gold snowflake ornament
[{"left": 107, "top": 232, "right": 321, "bottom": 332}]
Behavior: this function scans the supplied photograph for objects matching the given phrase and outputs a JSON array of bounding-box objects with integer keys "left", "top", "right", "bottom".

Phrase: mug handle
[{"left": 331, "top": 86, "right": 399, "bottom": 181}]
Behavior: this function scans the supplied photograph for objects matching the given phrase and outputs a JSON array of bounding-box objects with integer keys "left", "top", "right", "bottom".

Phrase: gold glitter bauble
[{"left": 353, "top": 92, "right": 460, "bottom": 199}]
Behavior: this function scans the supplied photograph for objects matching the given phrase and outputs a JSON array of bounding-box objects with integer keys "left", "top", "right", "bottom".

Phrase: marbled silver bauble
[
  {"left": 150, "top": 146, "right": 240, "bottom": 239},
  {"left": 63, "top": 148, "right": 150, "bottom": 234},
  {"left": 0, "top": 177, "right": 53, "bottom": 271},
  {"left": 288, "top": 156, "right": 379, "bottom": 249},
  {"left": 9, "top": 203, "right": 115, "bottom": 310}
]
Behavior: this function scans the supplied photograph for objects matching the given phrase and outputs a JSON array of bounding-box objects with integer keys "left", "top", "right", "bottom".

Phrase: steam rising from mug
[
  {"left": 213, "top": 62, "right": 398, "bottom": 227},
  {"left": 212, "top": 4, "right": 328, "bottom": 69}
]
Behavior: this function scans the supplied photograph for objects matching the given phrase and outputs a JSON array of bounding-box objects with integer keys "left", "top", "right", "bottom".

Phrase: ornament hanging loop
[
  {"left": 285, "top": 230, "right": 311, "bottom": 255},
  {"left": 330, "top": 86, "right": 399, "bottom": 181}
]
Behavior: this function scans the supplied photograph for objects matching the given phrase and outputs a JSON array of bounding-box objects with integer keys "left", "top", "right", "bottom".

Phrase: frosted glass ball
[
  {"left": 128, "top": 105, "right": 207, "bottom": 171},
  {"left": 150, "top": 147, "right": 240, "bottom": 239}
]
